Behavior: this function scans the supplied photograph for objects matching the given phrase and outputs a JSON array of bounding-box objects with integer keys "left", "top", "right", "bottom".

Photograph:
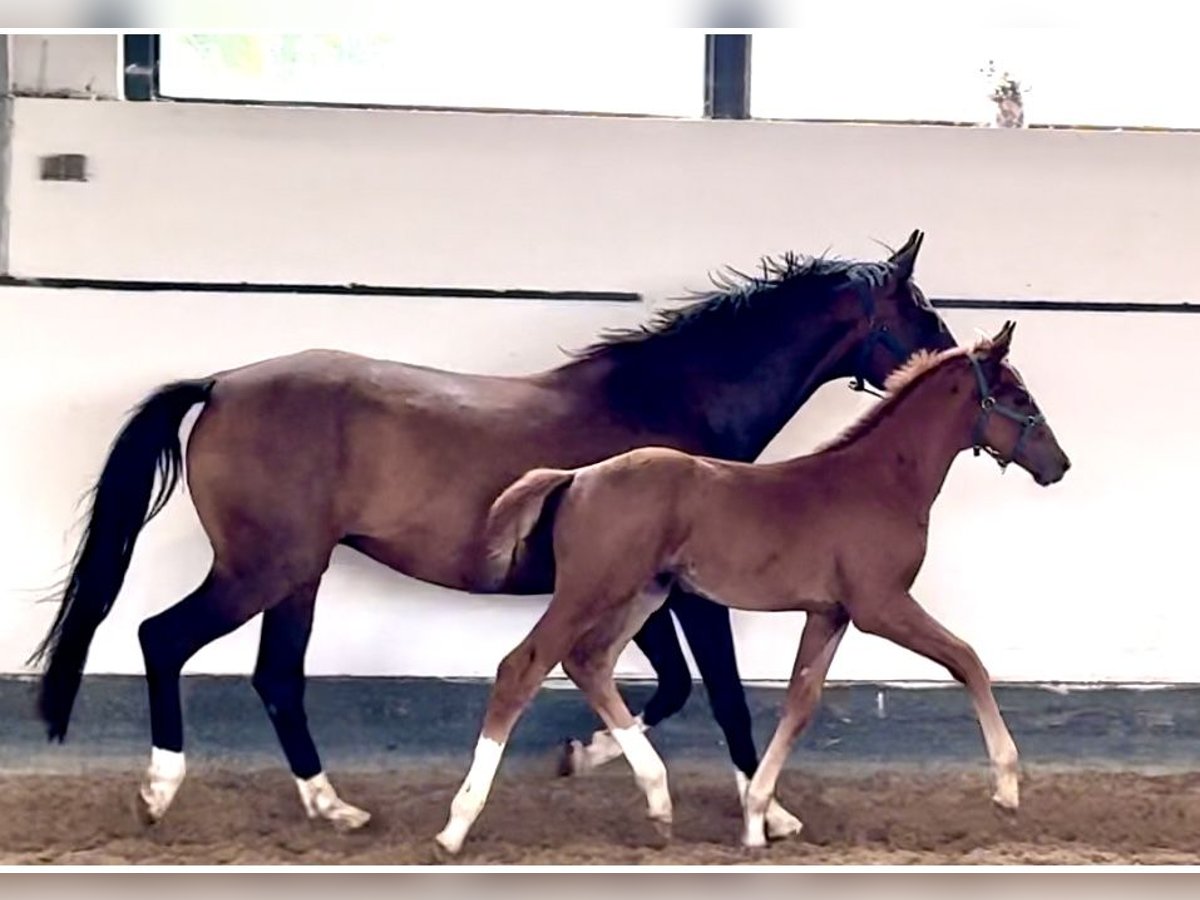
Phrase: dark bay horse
[
  {"left": 29, "top": 231, "right": 955, "bottom": 832},
  {"left": 438, "top": 323, "right": 1069, "bottom": 853}
]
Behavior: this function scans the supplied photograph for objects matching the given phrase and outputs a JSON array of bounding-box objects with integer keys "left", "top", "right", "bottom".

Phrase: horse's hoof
[
  {"left": 557, "top": 738, "right": 585, "bottom": 777},
  {"left": 328, "top": 805, "right": 372, "bottom": 833},
  {"left": 134, "top": 791, "right": 161, "bottom": 827}
]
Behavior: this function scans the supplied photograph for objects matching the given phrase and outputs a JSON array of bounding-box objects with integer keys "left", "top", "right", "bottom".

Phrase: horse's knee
[
  {"left": 645, "top": 670, "right": 691, "bottom": 724},
  {"left": 138, "top": 615, "right": 182, "bottom": 679},
  {"left": 252, "top": 666, "right": 303, "bottom": 716}
]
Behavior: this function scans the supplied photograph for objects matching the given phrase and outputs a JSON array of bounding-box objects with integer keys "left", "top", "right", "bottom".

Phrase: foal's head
[
  {"left": 849, "top": 229, "right": 957, "bottom": 392},
  {"left": 961, "top": 322, "right": 1071, "bottom": 486}
]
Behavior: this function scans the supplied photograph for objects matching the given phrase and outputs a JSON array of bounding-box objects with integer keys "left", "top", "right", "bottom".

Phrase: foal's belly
[{"left": 672, "top": 554, "right": 842, "bottom": 616}]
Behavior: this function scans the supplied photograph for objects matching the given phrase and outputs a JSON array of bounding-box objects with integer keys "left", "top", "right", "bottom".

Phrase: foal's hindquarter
[{"left": 440, "top": 351, "right": 1036, "bottom": 852}]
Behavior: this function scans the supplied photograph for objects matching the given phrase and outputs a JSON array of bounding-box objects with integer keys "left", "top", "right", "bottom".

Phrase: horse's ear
[
  {"left": 888, "top": 229, "right": 924, "bottom": 283},
  {"left": 985, "top": 320, "right": 1016, "bottom": 361}
]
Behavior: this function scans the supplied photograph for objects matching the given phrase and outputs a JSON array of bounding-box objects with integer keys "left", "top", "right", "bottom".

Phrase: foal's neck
[{"left": 854, "top": 362, "right": 978, "bottom": 515}]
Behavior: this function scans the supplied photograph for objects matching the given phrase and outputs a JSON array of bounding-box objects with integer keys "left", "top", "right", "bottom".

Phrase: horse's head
[
  {"left": 850, "top": 229, "right": 958, "bottom": 392},
  {"left": 964, "top": 321, "right": 1071, "bottom": 486}
]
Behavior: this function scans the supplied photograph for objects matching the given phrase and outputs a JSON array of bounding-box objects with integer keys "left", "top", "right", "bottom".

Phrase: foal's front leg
[
  {"left": 853, "top": 593, "right": 1020, "bottom": 811},
  {"left": 742, "top": 609, "right": 848, "bottom": 848}
]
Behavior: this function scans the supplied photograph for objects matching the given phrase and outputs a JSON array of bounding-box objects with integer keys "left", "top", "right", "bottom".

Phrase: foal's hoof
[
  {"left": 557, "top": 738, "right": 586, "bottom": 777},
  {"left": 741, "top": 827, "right": 768, "bottom": 850},
  {"left": 765, "top": 800, "right": 804, "bottom": 840},
  {"left": 435, "top": 820, "right": 469, "bottom": 856},
  {"left": 647, "top": 815, "right": 673, "bottom": 848},
  {"left": 991, "top": 790, "right": 1020, "bottom": 815},
  {"left": 991, "top": 776, "right": 1020, "bottom": 814}
]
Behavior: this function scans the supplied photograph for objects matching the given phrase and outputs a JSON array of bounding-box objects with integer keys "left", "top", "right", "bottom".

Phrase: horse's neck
[
  {"left": 682, "top": 313, "right": 861, "bottom": 461},
  {"left": 851, "top": 368, "right": 977, "bottom": 513},
  {"left": 546, "top": 303, "right": 860, "bottom": 461}
]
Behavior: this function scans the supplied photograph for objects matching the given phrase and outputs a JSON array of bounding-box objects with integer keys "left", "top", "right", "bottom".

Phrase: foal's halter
[
  {"left": 967, "top": 354, "right": 1044, "bottom": 471},
  {"left": 849, "top": 286, "right": 912, "bottom": 398}
]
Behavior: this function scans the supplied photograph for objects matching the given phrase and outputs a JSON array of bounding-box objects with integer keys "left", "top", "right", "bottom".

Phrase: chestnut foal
[{"left": 437, "top": 322, "right": 1069, "bottom": 853}]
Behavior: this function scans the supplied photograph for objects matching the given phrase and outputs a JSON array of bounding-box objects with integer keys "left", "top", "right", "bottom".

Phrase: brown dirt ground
[{"left": 2, "top": 766, "right": 1200, "bottom": 866}]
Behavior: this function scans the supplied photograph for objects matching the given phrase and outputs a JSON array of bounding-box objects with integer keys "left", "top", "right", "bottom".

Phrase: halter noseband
[
  {"left": 850, "top": 283, "right": 912, "bottom": 398},
  {"left": 968, "top": 354, "right": 1043, "bottom": 471}
]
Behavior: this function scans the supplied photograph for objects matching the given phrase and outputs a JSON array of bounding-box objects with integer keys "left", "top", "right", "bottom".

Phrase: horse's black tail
[{"left": 29, "top": 378, "right": 216, "bottom": 741}]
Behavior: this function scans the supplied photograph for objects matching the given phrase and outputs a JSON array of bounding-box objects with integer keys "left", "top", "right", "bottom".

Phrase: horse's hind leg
[
  {"left": 252, "top": 581, "right": 369, "bottom": 831},
  {"left": 136, "top": 566, "right": 296, "bottom": 823},
  {"left": 742, "top": 608, "right": 848, "bottom": 848}
]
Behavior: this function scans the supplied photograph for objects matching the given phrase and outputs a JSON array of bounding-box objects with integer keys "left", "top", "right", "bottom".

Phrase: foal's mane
[
  {"left": 817, "top": 337, "right": 991, "bottom": 453},
  {"left": 569, "top": 252, "right": 895, "bottom": 363}
]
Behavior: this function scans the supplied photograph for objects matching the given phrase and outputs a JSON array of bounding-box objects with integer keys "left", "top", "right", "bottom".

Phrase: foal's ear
[
  {"left": 985, "top": 320, "right": 1017, "bottom": 361},
  {"left": 888, "top": 229, "right": 925, "bottom": 283}
]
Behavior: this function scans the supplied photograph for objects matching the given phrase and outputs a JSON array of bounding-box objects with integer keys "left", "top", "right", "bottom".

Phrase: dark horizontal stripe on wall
[
  {"left": 5, "top": 676, "right": 1200, "bottom": 774},
  {"left": 2, "top": 275, "right": 1195, "bottom": 312},
  {"left": 0, "top": 275, "right": 642, "bottom": 304},
  {"left": 932, "top": 298, "right": 1200, "bottom": 313}
]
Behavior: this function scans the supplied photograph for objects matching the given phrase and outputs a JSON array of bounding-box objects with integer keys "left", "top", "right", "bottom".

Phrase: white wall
[{"left": 2, "top": 35, "right": 1198, "bottom": 684}]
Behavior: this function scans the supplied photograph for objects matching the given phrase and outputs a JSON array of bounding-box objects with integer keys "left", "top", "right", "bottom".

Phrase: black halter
[
  {"left": 849, "top": 285, "right": 912, "bottom": 398},
  {"left": 968, "top": 354, "right": 1043, "bottom": 471}
]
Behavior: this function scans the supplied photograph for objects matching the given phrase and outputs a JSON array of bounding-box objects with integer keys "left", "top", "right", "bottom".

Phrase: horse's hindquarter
[{"left": 189, "top": 351, "right": 692, "bottom": 592}]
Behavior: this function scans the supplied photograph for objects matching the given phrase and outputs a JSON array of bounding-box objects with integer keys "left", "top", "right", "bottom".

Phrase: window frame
[
  {"left": 125, "top": 33, "right": 753, "bottom": 121},
  {"left": 125, "top": 31, "right": 1200, "bottom": 134}
]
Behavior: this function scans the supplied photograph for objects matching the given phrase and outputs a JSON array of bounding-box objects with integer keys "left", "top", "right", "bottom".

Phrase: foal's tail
[
  {"left": 29, "top": 378, "right": 216, "bottom": 741},
  {"left": 484, "top": 468, "right": 577, "bottom": 585}
]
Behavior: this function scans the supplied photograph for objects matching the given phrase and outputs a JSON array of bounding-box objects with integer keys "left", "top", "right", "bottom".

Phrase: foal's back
[{"left": 553, "top": 446, "right": 875, "bottom": 615}]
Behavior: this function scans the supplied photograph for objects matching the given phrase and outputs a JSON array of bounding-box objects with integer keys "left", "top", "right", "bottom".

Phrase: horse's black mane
[{"left": 571, "top": 252, "right": 895, "bottom": 362}]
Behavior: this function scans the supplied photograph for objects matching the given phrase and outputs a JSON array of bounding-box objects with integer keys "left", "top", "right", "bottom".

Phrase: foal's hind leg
[
  {"left": 435, "top": 605, "right": 583, "bottom": 855},
  {"left": 563, "top": 593, "right": 674, "bottom": 836},
  {"left": 673, "top": 592, "right": 802, "bottom": 840},
  {"left": 136, "top": 568, "right": 295, "bottom": 823},
  {"left": 565, "top": 662, "right": 672, "bottom": 837},
  {"left": 253, "top": 582, "right": 369, "bottom": 831},
  {"left": 558, "top": 604, "right": 679, "bottom": 776},
  {"left": 742, "top": 609, "right": 848, "bottom": 848}
]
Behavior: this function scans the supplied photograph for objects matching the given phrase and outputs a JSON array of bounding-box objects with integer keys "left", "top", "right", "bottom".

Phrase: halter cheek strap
[
  {"left": 968, "top": 355, "right": 1044, "bottom": 471},
  {"left": 850, "top": 284, "right": 912, "bottom": 398}
]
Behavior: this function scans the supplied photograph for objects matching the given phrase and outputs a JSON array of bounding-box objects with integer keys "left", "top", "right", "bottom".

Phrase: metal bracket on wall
[{"left": 39, "top": 153, "right": 88, "bottom": 182}]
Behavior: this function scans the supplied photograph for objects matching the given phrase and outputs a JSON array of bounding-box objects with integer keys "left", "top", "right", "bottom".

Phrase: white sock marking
[
  {"left": 139, "top": 746, "right": 186, "bottom": 823},
  {"left": 296, "top": 771, "right": 371, "bottom": 831},
  {"left": 436, "top": 737, "right": 505, "bottom": 854},
  {"left": 736, "top": 767, "right": 803, "bottom": 842},
  {"left": 611, "top": 723, "right": 671, "bottom": 822}
]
